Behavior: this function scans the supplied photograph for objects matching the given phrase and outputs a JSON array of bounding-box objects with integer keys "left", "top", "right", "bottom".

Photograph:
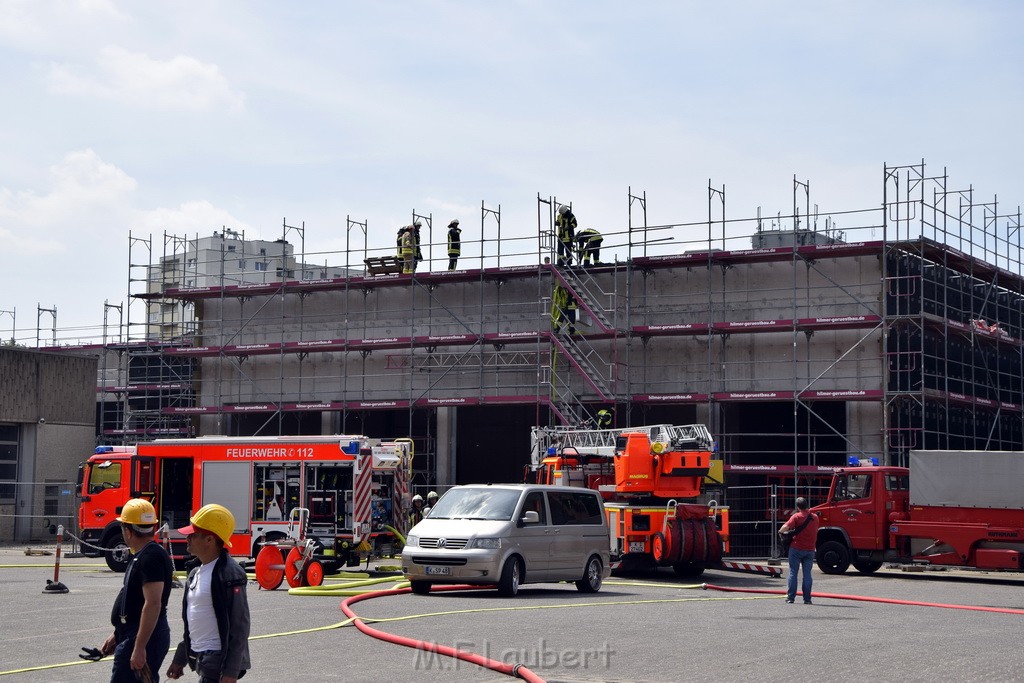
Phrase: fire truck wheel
[
  {"left": 672, "top": 562, "right": 705, "bottom": 578},
  {"left": 816, "top": 541, "right": 851, "bottom": 574},
  {"left": 497, "top": 556, "right": 522, "bottom": 597},
  {"left": 651, "top": 532, "right": 668, "bottom": 564},
  {"left": 103, "top": 531, "right": 131, "bottom": 573},
  {"left": 852, "top": 559, "right": 882, "bottom": 575},
  {"left": 305, "top": 560, "right": 324, "bottom": 587},
  {"left": 285, "top": 547, "right": 307, "bottom": 588},
  {"left": 575, "top": 555, "right": 604, "bottom": 593},
  {"left": 410, "top": 580, "right": 431, "bottom": 595},
  {"left": 255, "top": 546, "right": 285, "bottom": 591}
]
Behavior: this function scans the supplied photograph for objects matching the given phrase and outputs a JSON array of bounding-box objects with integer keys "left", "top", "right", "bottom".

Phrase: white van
[{"left": 400, "top": 484, "right": 611, "bottom": 596}]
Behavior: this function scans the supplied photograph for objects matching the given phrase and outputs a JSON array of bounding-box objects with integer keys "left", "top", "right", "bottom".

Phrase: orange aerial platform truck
[
  {"left": 530, "top": 424, "right": 779, "bottom": 577},
  {"left": 77, "top": 435, "right": 413, "bottom": 576}
]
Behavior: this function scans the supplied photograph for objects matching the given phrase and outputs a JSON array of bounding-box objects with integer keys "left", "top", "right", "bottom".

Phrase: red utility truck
[
  {"left": 78, "top": 435, "right": 412, "bottom": 572},
  {"left": 813, "top": 450, "right": 1024, "bottom": 575}
]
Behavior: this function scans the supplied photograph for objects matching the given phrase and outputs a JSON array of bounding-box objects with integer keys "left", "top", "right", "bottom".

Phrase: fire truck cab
[{"left": 78, "top": 435, "right": 412, "bottom": 572}]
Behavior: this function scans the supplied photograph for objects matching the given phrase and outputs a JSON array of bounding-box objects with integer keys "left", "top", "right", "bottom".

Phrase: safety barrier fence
[{"left": 721, "top": 484, "right": 829, "bottom": 559}]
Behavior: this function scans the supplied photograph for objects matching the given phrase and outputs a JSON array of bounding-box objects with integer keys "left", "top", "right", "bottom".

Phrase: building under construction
[{"left": 87, "top": 162, "right": 1023, "bottom": 518}]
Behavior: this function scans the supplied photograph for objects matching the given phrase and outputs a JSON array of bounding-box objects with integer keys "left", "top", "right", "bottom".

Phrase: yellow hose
[{"left": 287, "top": 575, "right": 405, "bottom": 596}]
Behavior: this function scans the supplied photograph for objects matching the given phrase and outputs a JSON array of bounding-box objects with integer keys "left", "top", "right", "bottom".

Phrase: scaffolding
[{"left": 22, "top": 161, "right": 1010, "bottom": 491}]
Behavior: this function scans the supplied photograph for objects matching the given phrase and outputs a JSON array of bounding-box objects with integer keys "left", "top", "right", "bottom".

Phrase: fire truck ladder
[{"left": 530, "top": 423, "right": 714, "bottom": 467}]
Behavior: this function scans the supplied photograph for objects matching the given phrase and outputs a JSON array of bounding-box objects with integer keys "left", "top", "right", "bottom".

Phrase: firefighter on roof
[
  {"left": 447, "top": 220, "right": 462, "bottom": 270},
  {"left": 576, "top": 227, "right": 603, "bottom": 266},
  {"left": 555, "top": 205, "right": 577, "bottom": 266},
  {"left": 400, "top": 226, "right": 416, "bottom": 274},
  {"left": 596, "top": 408, "right": 612, "bottom": 429}
]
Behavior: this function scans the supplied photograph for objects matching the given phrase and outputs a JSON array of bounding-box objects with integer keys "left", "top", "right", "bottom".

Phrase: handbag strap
[
  {"left": 788, "top": 512, "right": 814, "bottom": 536},
  {"left": 782, "top": 511, "right": 815, "bottom": 540}
]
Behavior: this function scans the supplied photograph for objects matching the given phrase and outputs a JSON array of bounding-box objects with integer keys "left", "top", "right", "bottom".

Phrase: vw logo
[{"left": 436, "top": 537, "right": 447, "bottom": 548}]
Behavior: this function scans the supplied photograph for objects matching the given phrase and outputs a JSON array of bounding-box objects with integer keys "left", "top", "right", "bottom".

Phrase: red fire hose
[
  {"left": 702, "top": 583, "right": 1024, "bottom": 615},
  {"left": 340, "top": 586, "right": 546, "bottom": 683}
]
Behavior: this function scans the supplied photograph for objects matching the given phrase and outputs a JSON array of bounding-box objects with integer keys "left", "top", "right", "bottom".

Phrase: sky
[{"left": 1, "top": 0, "right": 1022, "bottom": 344}]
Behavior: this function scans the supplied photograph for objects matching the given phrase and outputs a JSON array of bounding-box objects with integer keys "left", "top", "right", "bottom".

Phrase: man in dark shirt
[{"left": 101, "top": 498, "right": 174, "bottom": 682}]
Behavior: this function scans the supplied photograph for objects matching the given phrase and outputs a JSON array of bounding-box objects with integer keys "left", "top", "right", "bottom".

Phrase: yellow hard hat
[
  {"left": 117, "top": 499, "right": 157, "bottom": 526},
  {"left": 179, "top": 503, "right": 235, "bottom": 547}
]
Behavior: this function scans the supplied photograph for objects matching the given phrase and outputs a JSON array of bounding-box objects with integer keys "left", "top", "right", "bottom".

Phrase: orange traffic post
[{"left": 43, "top": 524, "right": 70, "bottom": 594}]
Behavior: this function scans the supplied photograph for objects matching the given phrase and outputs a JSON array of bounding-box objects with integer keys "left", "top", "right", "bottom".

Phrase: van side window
[
  {"left": 522, "top": 491, "right": 547, "bottom": 524},
  {"left": 548, "top": 491, "right": 603, "bottom": 525}
]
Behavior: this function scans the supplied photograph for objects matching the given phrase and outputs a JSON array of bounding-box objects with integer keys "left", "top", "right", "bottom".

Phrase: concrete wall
[{"left": 0, "top": 348, "right": 96, "bottom": 541}]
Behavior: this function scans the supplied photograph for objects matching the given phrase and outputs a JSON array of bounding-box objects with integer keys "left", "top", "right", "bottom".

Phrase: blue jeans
[
  {"left": 110, "top": 619, "right": 170, "bottom": 683},
  {"left": 787, "top": 548, "right": 815, "bottom": 603}
]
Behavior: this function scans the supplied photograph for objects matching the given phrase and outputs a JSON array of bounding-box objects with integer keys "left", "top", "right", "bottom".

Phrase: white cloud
[
  {"left": 134, "top": 200, "right": 253, "bottom": 237},
  {"left": 0, "top": 0, "right": 128, "bottom": 51},
  {"left": 0, "top": 149, "right": 135, "bottom": 252},
  {"left": 47, "top": 45, "right": 245, "bottom": 112}
]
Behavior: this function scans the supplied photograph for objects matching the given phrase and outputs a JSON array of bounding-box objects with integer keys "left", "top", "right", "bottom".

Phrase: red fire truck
[
  {"left": 78, "top": 435, "right": 412, "bottom": 572},
  {"left": 813, "top": 450, "right": 1024, "bottom": 575}
]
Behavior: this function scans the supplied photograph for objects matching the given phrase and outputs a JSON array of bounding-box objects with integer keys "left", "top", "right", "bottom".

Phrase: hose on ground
[
  {"left": 340, "top": 585, "right": 546, "bottom": 682},
  {"left": 702, "top": 582, "right": 1024, "bottom": 615}
]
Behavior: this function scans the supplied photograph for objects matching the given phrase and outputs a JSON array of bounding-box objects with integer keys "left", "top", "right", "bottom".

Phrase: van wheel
[
  {"left": 497, "top": 557, "right": 521, "bottom": 597},
  {"left": 575, "top": 555, "right": 603, "bottom": 593},
  {"left": 103, "top": 531, "right": 131, "bottom": 573},
  {"left": 410, "top": 580, "right": 431, "bottom": 595}
]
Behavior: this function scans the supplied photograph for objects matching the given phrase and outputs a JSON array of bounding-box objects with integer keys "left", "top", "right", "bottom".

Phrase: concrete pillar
[
  {"left": 435, "top": 407, "right": 457, "bottom": 486},
  {"left": 321, "top": 411, "right": 338, "bottom": 434}
]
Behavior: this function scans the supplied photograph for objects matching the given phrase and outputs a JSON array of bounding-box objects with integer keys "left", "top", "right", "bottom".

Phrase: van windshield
[{"left": 427, "top": 488, "right": 521, "bottom": 521}]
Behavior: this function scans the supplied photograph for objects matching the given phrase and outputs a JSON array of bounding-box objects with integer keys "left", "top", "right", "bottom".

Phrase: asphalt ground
[{"left": 2, "top": 545, "right": 1023, "bottom": 682}]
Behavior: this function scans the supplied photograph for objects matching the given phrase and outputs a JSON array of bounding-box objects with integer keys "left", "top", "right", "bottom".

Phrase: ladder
[{"left": 530, "top": 423, "right": 714, "bottom": 467}]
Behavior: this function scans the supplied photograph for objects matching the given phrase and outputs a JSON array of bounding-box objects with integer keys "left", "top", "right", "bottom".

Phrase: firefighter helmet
[
  {"left": 117, "top": 499, "right": 157, "bottom": 526},
  {"left": 427, "top": 490, "right": 438, "bottom": 503},
  {"left": 448, "top": 219, "right": 459, "bottom": 228},
  {"left": 414, "top": 220, "right": 423, "bottom": 228},
  {"left": 558, "top": 205, "right": 569, "bottom": 215},
  {"left": 179, "top": 503, "right": 235, "bottom": 547}
]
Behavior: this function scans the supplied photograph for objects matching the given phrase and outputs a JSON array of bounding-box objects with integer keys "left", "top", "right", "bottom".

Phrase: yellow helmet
[
  {"left": 180, "top": 503, "right": 235, "bottom": 547},
  {"left": 117, "top": 499, "right": 157, "bottom": 526}
]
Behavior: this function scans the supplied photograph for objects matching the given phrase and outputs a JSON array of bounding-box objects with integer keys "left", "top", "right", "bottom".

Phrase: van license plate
[
  {"left": 629, "top": 542, "right": 645, "bottom": 553},
  {"left": 425, "top": 566, "right": 451, "bottom": 575}
]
